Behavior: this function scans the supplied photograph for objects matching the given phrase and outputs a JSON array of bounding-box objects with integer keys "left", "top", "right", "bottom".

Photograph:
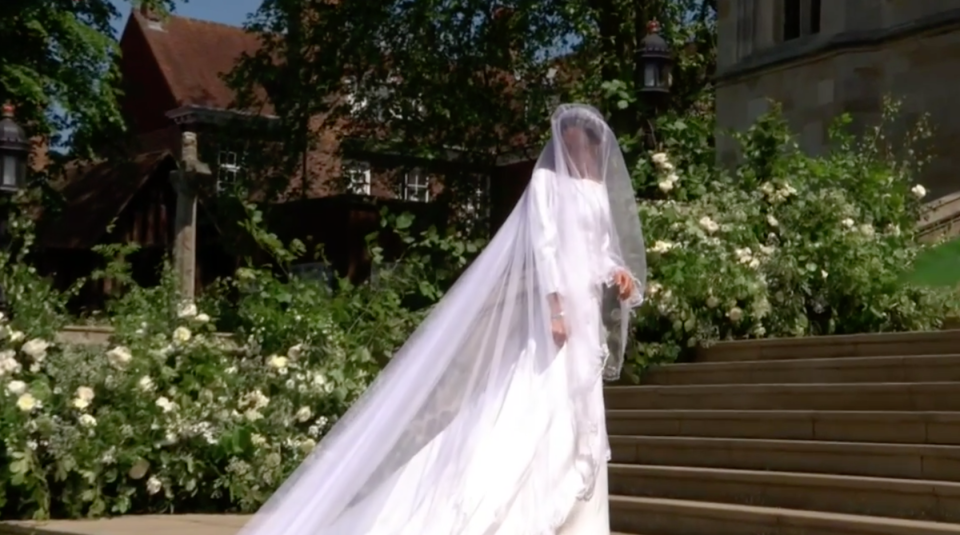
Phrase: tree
[
  {"left": 0, "top": 0, "right": 181, "bottom": 162},
  {"left": 227, "top": 0, "right": 717, "bottom": 217}
]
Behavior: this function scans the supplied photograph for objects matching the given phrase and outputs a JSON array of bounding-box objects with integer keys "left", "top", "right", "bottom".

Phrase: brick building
[{"left": 35, "top": 7, "right": 543, "bottom": 308}]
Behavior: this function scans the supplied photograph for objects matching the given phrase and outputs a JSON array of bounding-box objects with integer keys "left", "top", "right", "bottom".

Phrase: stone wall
[{"left": 717, "top": 1, "right": 960, "bottom": 202}]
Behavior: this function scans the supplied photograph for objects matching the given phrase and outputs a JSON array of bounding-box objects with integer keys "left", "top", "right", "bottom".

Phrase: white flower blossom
[
  {"left": 705, "top": 296, "right": 719, "bottom": 309},
  {"left": 0, "top": 350, "right": 20, "bottom": 376},
  {"left": 21, "top": 338, "right": 50, "bottom": 360},
  {"left": 651, "top": 152, "right": 669, "bottom": 166},
  {"left": 16, "top": 392, "right": 38, "bottom": 412},
  {"left": 657, "top": 179, "right": 674, "bottom": 193},
  {"left": 138, "top": 376, "right": 156, "bottom": 392},
  {"left": 156, "top": 397, "right": 177, "bottom": 413},
  {"left": 72, "top": 386, "right": 95, "bottom": 410},
  {"left": 766, "top": 215, "right": 779, "bottom": 227},
  {"left": 841, "top": 218, "right": 855, "bottom": 228},
  {"left": 172, "top": 326, "right": 191, "bottom": 344},
  {"left": 194, "top": 313, "right": 211, "bottom": 323},
  {"left": 6, "top": 379, "right": 27, "bottom": 395},
  {"left": 288, "top": 344, "right": 304, "bottom": 360},
  {"left": 298, "top": 438, "right": 317, "bottom": 454},
  {"left": 698, "top": 216, "right": 720, "bottom": 233},
  {"left": 858, "top": 224, "right": 875, "bottom": 238},
  {"left": 177, "top": 302, "right": 198, "bottom": 318},
  {"left": 295, "top": 406, "right": 313, "bottom": 423},
  {"left": 79, "top": 414, "right": 97, "bottom": 428},
  {"left": 251, "top": 433, "right": 267, "bottom": 447},
  {"left": 911, "top": 184, "right": 927, "bottom": 199},
  {"left": 106, "top": 346, "right": 133, "bottom": 368},
  {"left": 727, "top": 307, "right": 744, "bottom": 322},
  {"left": 267, "top": 355, "right": 289, "bottom": 370},
  {"left": 8, "top": 330, "right": 24, "bottom": 343},
  {"left": 146, "top": 476, "right": 163, "bottom": 495},
  {"left": 650, "top": 240, "right": 677, "bottom": 254}
]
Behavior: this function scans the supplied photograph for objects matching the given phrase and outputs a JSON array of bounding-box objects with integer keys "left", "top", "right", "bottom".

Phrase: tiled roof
[
  {"left": 36, "top": 151, "right": 176, "bottom": 250},
  {"left": 131, "top": 10, "right": 271, "bottom": 113}
]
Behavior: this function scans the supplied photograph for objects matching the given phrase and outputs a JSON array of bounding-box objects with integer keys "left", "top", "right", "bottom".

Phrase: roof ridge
[{"left": 133, "top": 8, "right": 251, "bottom": 33}]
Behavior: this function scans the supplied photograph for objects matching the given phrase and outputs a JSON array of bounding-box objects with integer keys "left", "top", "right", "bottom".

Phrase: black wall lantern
[
  {"left": 0, "top": 103, "right": 29, "bottom": 194},
  {"left": 639, "top": 20, "right": 673, "bottom": 95}
]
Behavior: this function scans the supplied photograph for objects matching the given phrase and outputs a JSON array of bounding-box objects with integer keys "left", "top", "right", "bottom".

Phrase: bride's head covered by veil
[{"left": 535, "top": 103, "right": 647, "bottom": 311}]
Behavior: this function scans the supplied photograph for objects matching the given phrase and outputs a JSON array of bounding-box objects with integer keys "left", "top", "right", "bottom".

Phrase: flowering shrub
[
  {"left": 0, "top": 204, "right": 480, "bottom": 519},
  {"left": 627, "top": 101, "right": 959, "bottom": 374}
]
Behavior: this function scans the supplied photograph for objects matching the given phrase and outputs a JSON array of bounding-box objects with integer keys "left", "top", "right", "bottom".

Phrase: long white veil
[{"left": 238, "top": 103, "right": 646, "bottom": 535}]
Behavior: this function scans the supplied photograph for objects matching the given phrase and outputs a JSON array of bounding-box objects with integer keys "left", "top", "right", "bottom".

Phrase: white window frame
[
  {"left": 403, "top": 169, "right": 431, "bottom": 202},
  {"left": 216, "top": 149, "right": 243, "bottom": 193},
  {"left": 464, "top": 176, "right": 491, "bottom": 220},
  {"left": 343, "top": 160, "right": 372, "bottom": 195}
]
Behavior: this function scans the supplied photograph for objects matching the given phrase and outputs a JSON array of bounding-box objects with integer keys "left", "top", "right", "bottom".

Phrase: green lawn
[{"left": 906, "top": 236, "right": 960, "bottom": 288}]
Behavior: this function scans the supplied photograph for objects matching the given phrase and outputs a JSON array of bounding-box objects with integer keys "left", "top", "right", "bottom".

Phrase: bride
[{"left": 238, "top": 103, "right": 647, "bottom": 535}]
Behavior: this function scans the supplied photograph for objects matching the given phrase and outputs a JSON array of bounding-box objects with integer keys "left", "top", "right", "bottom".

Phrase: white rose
[
  {"left": 194, "top": 313, "right": 211, "bottom": 323},
  {"left": 177, "top": 302, "right": 198, "bottom": 318},
  {"left": 267, "top": 355, "right": 289, "bottom": 370},
  {"left": 705, "top": 296, "right": 719, "bottom": 309},
  {"left": 859, "top": 224, "right": 875, "bottom": 238},
  {"left": 651, "top": 152, "right": 669, "bottom": 165},
  {"left": 295, "top": 406, "right": 313, "bottom": 423},
  {"left": 172, "top": 326, "right": 191, "bottom": 344},
  {"left": 156, "top": 397, "right": 176, "bottom": 413},
  {"left": 841, "top": 218, "right": 855, "bottom": 228},
  {"left": 658, "top": 179, "right": 674, "bottom": 193},
  {"left": 16, "top": 392, "right": 38, "bottom": 412},
  {"left": 106, "top": 346, "right": 133, "bottom": 368},
  {"left": 911, "top": 184, "right": 927, "bottom": 199},
  {"left": 698, "top": 216, "right": 719, "bottom": 233},
  {"left": 727, "top": 307, "right": 744, "bottom": 322},
  {"left": 21, "top": 338, "right": 50, "bottom": 360},
  {"left": 138, "top": 376, "right": 156, "bottom": 392},
  {"left": 6, "top": 380, "right": 27, "bottom": 395},
  {"left": 79, "top": 414, "right": 97, "bottom": 428},
  {"left": 76, "top": 386, "right": 95, "bottom": 401},
  {"left": 8, "top": 331, "right": 25, "bottom": 343},
  {"left": 146, "top": 476, "right": 163, "bottom": 495},
  {"left": 650, "top": 240, "right": 675, "bottom": 254},
  {"left": 766, "top": 215, "right": 779, "bottom": 227}
]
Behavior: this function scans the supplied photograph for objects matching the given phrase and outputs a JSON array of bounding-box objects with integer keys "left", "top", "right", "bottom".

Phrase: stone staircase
[{"left": 605, "top": 329, "right": 960, "bottom": 535}]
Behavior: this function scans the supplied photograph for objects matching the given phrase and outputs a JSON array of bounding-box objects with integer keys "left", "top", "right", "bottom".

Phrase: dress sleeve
[{"left": 529, "top": 169, "right": 561, "bottom": 295}]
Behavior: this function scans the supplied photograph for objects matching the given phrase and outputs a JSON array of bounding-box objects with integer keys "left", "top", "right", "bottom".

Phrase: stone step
[
  {"left": 695, "top": 330, "right": 960, "bottom": 364},
  {"left": 604, "top": 382, "right": 960, "bottom": 411},
  {"left": 609, "top": 496, "right": 960, "bottom": 535},
  {"left": 609, "top": 436, "right": 960, "bottom": 481},
  {"left": 609, "top": 464, "right": 960, "bottom": 522},
  {"left": 605, "top": 409, "right": 960, "bottom": 445},
  {"left": 642, "top": 354, "right": 960, "bottom": 385}
]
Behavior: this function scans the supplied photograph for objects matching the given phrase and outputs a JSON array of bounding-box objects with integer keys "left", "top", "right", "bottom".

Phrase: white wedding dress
[{"left": 236, "top": 104, "right": 645, "bottom": 535}]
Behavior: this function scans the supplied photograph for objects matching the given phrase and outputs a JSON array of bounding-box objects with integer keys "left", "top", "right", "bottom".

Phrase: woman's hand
[
  {"left": 551, "top": 317, "right": 568, "bottom": 347},
  {"left": 612, "top": 269, "right": 635, "bottom": 301}
]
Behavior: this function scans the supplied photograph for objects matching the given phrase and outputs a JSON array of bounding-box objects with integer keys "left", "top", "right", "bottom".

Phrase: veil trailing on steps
[{"left": 238, "top": 103, "right": 646, "bottom": 535}]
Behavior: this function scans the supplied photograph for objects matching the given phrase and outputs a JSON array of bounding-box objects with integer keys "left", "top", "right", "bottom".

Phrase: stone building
[{"left": 716, "top": 0, "right": 960, "bottom": 236}]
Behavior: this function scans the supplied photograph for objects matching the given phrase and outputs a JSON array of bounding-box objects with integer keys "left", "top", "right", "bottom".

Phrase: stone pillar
[{"left": 170, "top": 132, "right": 211, "bottom": 301}]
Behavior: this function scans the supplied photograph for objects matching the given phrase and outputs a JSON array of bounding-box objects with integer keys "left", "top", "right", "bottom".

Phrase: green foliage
[
  {"left": 626, "top": 100, "right": 958, "bottom": 375},
  {"left": 0, "top": 0, "right": 183, "bottom": 159},
  {"left": 0, "top": 196, "right": 482, "bottom": 518}
]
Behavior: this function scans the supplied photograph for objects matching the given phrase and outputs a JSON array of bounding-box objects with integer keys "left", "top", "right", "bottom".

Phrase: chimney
[{"left": 139, "top": 3, "right": 162, "bottom": 22}]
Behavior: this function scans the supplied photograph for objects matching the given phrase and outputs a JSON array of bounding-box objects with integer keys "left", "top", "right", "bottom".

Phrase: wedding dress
[{"left": 237, "top": 104, "right": 646, "bottom": 535}]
